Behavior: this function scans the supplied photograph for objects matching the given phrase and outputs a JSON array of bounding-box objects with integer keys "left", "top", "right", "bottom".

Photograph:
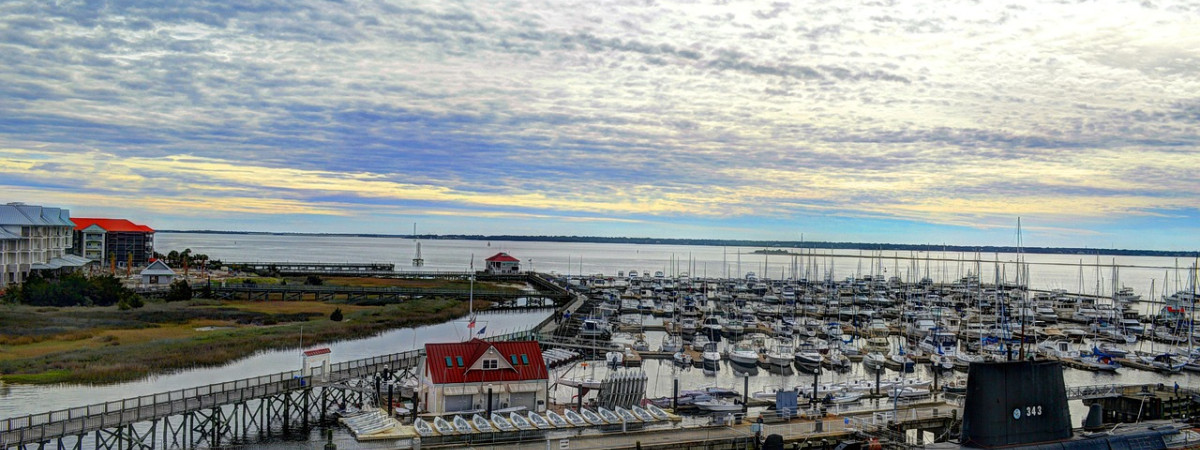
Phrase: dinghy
[
  {"left": 491, "top": 413, "right": 515, "bottom": 432},
  {"left": 433, "top": 417, "right": 455, "bottom": 435},
  {"left": 597, "top": 407, "right": 620, "bottom": 424},
  {"left": 646, "top": 404, "right": 671, "bottom": 420},
  {"left": 472, "top": 414, "right": 494, "bottom": 432},
  {"left": 581, "top": 408, "right": 605, "bottom": 425},
  {"left": 453, "top": 415, "right": 474, "bottom": 433},
  {"left": 615, "top": 406, "right": 640, "bottom": 422},
  {"left": 546, "top": 410, "right": 570, "bottom": 427},
  {"left": 563, "top": 409, "right": 587, "bottom": 427},
  {"left": 510, "top": 412, "right": 534, "bottom": 430},
  {"left": 414, "top": 418, "right": 436, "bottom": 436},
  {"left": 528, "top": 411, "right": 553, "bottom": 429},
  {"left": 632, "top": 405, "right": 656, "bottom": 422}
]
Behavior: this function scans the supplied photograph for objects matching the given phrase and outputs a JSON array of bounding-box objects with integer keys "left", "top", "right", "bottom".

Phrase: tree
[
  {"left": 166, "top": 250, "right": 180, "bottom": 265},
  {"left": 330, "top": 308, "right": 344, "bottom": 322},
  {"left": 165, "top": 279, "right": 193, "bottom": 302},
  {"left": 305, "top": 275, "right": 323, "bottom": 286}
]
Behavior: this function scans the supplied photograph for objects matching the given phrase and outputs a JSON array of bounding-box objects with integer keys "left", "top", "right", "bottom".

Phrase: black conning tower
[{"left": 960, "top": 360, "right": 1072, "bottom": 447}]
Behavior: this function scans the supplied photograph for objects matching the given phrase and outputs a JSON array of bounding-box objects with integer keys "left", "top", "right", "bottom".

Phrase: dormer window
[{"left": 483, "top": 359, "right": 498, "bottom": 369}]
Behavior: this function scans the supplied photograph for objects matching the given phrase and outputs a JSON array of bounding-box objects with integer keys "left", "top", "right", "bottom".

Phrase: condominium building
[
  {"left": 71, "top": 218, "right": 155, "bottom": 267},
  {"left": 0, "top": 203, "right": 92, "bottom": 289}
]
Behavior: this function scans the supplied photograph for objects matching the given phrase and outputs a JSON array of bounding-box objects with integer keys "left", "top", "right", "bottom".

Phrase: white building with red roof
[
  {"left": 420, "top": 339, "right": 548, "bottom": 413},
  {"left": 484, "top": 252, "right": 520, "bottom": 274}
]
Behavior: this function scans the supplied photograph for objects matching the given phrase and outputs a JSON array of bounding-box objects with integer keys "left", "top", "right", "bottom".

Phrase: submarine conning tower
[{"left": 960, "top": 360, "right": 1073, "bottom": 448}]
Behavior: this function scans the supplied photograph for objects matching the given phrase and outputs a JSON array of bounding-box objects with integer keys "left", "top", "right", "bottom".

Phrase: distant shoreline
[{"left": 158, "top": 229, "right": 1200, "bottom": 258}]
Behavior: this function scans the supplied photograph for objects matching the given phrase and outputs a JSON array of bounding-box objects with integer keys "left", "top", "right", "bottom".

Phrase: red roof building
[
  {"left": 70, "top": 217, "right": 155, "bottom": 266},
  {"left": 484, "top": 252, "right": 520, "bottom": 274},
  {"left": 421, "top": 339, "right": 548, "bottom": 413}
]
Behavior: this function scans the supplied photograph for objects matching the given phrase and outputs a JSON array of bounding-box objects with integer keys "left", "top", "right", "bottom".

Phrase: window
[
  {"left": 483, "top": 359, "right": 498, "bottom": 369},
  {"left": 456, "top": 356, "right": 464, "bottom": 367},
  {"left": 511, "top": 355, "right": 519, "bottom": 365},
  {"left": 445, "top": 357, "right": 453, "bottom": 367},
  {"left": 521, "top": 354, "right": 529, "bottom": 364}
]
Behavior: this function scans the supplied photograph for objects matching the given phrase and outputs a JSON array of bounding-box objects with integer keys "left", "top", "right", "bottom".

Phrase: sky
[{"left": 1, "top": 0, "right": 1198, "bottom": 250}]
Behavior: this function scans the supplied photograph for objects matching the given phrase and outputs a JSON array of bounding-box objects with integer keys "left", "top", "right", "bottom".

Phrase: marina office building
[{"left": 0, "top": 203, "right": 91, "bottom": 289}]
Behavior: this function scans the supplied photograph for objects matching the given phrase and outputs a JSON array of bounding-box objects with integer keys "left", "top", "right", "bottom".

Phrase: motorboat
[
  {"left": 660, "top": 334, "right": 683, "bottom": 353},
  {"left": 702, "top": 342, "right": 722, "bottom": 366},
  {"left": 864, "top": 352, "right": 887, "bottom": 370},
  {"left": 673, "top": 351, "right": 693, "bottom": 366},
  {"left": 727, "top": 341, "right": 760, "bottom": 365},
  {"left": 766, "top": 337, "right": 793, "bottom": 366},
  {"left": 828, "top": 392, "right": 863, "bottom": 404},
  {"left": 695, "top": 399, "right": 743, "bottom": 412},
  {"left": 794, "top": 350, "right": 823, "bottom": 367},
  {"left": 691, "top": 334, "right": 711, "bottom": 351}
]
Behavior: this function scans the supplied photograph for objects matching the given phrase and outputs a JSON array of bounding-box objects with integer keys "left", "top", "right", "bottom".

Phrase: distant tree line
[
  {"left": 156, "top": 231, "right": 1200, "bottom": 258},
  {"left": 2, "top": 273, "right": 143, "bottom": 309}
]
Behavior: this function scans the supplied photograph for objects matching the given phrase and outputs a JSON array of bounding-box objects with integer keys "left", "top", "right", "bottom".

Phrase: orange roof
[
  {"left": 72, "top": 218, "right": 155, "bottom": 233},
  {"left": 485, "top": 252, "right": 519, "bottom": 262}
]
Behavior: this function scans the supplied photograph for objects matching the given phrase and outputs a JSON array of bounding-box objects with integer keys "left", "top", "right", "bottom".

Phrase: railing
[{"left": 0, "top": 328, "right": 537, "bottom": 437}]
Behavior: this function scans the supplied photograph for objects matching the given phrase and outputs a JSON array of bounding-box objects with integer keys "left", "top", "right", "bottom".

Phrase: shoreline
[{"left": 0, "top": 298, "right": 484, "bottom": 385}]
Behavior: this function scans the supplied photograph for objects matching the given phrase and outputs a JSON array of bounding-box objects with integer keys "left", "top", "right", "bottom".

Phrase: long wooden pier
[{"left": 0, "top": 330, "right": 537, "bottom": 449}]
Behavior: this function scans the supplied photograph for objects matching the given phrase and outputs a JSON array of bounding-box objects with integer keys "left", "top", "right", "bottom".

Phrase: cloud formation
[{"left": 1, "top": 0, "right": 1198, "bottom": 248}]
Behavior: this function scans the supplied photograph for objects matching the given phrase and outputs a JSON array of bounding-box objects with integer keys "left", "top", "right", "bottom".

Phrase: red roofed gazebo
[{"left": 484, "top": 252, "right": 520, "bottom": 274}]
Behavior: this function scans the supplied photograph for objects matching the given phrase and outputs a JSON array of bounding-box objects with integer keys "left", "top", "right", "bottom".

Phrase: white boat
[
  {"left": 546, "top": 410, "right": 570, "bottom": 427},
  {"left": 647, "top": 404, "right": 671, "bottom": 420},
  {"left": 606, "top": 351, "right": 624, "bottom": 367},
  {"left": 563, "top": 409, "right": 587, "bottom": 427},
  {"left": 528, "top": 412, "right": 553, "bottom": 429},
  {"left": 825, "top": 349, "right": 852, "bottom": 370},
  {"left": 597, "top": 407, "right": 621, "bottom": 424},
  {"left": 829, "top": 392, "right": 863, "bottom": 404},
  {"left": 433, "top": 417, "right": 455, "bottom": 434},
  {"left": 472, "top": 414, "right": 494, "bottom": 432},
  {"left": 794, "top": 350, "right": 822, "bottom": 367},
  {"left": 616, "top": 406, "right": 640, "bottom": 422},
  {"left": 581, "top": 408, "right": 605, "bottom": 425},
  {"left": 692, "top": 334, "right": 711, "bottom": 351},
  {"left": 632, "top": 405, "right": 656, "bottom": 421},
  {"left": 766, "top": 338, "right": 793, "bottom": 366},
  {"left": 863, "top": 352, "right": 886, "bottom": 369},
  {"left": 510, "top": 412, "right": 534, "bottom": 430},
  {"left": 660, "top": 334, "right": 683, "bottom": 353},
  {"left": 414, "top": 418, "right": 436, "bottom": 436},
  {"left": 728, "top": 341, "right": 760, "bottom": 365},
  {"left": 453, "top": 415, "right": 474, "bottom": 434},
  {"left": 491, "top": 413, "right": 515, "bottom": 432},
  {"left": 558, "top": 377, "right": 602, "bottom": 389},
  {"left": 695, "top": 399, "right": 743, "bottom": 412},
  {"left": 702, "top": 343, "right": 722, "bottom": 366},
  {"left": 673, "top": 352, "right": 693, "bottom": 366}
]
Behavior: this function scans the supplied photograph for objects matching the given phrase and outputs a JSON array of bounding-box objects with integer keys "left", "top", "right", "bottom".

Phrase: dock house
[
  {"left": 420, "top": 339, "right": 548, "bottom": 414},
  {"left": 484, "top": 252, "right": 520, "bottom": 275}
]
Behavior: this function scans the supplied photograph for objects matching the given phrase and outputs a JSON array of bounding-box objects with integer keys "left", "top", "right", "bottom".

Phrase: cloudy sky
[{"left": 2, "top": 0, "right": 1198, "bottom": 249}]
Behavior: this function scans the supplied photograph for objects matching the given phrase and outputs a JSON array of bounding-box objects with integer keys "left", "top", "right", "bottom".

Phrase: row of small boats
[
  {"left": 544, "top": 348, "right": 583, "bottom": 368},
  {"left": 412, "top": 405, "right": 672, "bottom": 436}
]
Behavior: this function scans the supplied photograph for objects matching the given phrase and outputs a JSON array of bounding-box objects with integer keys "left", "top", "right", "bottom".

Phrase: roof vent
[{"left": 6, "top": 202, "right": 25, "bottom": 206}]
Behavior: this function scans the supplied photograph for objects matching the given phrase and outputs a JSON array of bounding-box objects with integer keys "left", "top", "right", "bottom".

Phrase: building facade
[
  {"left": 484, "top": 252, "right": 521, "bottom": 274},
  {"left": 70, "top": 218, "right": 155, "bottom": 267},
  {"left": 420, "top": 339, "right": 548, "bottom": 414},
  {"left": 0, "top": 203, "right": 90, "bottom": 289}
]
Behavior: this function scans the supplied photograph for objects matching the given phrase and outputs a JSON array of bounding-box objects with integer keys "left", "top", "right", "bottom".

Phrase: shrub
[
  {"left": 165, "top": 279, "right": 193, "bottom": 302},
  {"left": 330, "top": 308, "right": 344, "bottom": 322}
]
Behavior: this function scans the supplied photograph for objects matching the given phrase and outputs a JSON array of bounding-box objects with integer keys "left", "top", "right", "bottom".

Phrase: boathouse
[
  {"left": 484, "top": 252, "right": 520, "bottom": 274},
  {"left": 302, "top": 348, "right": 332, "bottom": 382},
  {"left": 139, "top": 260, "right": 176, "bottom": 285},
  {"left": 420, "top": 339, "right": 548, "bottom": 414}
]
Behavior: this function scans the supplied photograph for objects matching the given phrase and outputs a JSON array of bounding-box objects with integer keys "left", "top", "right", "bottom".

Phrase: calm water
[{"left": 2, "top": 233, "right": 1198, "bottom": 447}]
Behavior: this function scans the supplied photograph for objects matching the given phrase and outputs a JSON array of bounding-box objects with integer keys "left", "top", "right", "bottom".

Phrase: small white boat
[
  {"left": 433, "top": 417, "right": 455, "bottom": 434},
  {"left": 614, "top": 406, "right": 640, "bottom": 422},
  {"left": 581, "top": 408, "right": 606, "bottom": 425},
  {"left": 546, "top": 410, "right": 570, "bottom": 427},
  {"left": 472, "top": 414, "right": 494, "bottom": 432},
  {"left": 564, "top": 409, "right": 587, "bottom": 427},
  {"left": 491, "top": 413, "right": 515, "bottom": 432},
  {"left": 414, "top": 418, "right": 436, "bottom": 436},
  {"left": 528, "top": 412, "right": 552, "bottom": 429},
  {"left": 598, "top": 407, "right": 621, "bottom": 424},
  {"left": 510, "top": 412, "right": 534, "bottom": 430},
  {"left": 829, "top": 392, "right": 863, "bottom": 404},
  {"left": 673, "top": 351, "right": 693, "bottom": 366},
  {"left": 453, "top": 415, "right": 474, "bottom": 433},
  {"left": 864, "top": 352, "right": 886, "bottom": 369},
  {"left": 631, "top": 405, "right": 655, "bottom": 421},
  {"left": 558, "top": 377, "right": 602, "bottom": 389},
  {"left": 647, "top": 404, "right": 671, "bottom": 420},
  {"left": 695, "top": 399, "right": 743, "bottom": 412}
]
